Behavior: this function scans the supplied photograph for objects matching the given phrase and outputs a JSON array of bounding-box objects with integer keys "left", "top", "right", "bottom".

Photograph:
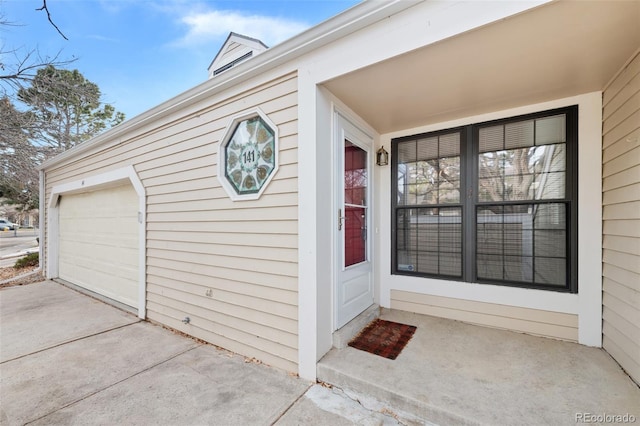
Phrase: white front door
[{"left": 335, "top": 113, "right": 374, "bottom": 329}]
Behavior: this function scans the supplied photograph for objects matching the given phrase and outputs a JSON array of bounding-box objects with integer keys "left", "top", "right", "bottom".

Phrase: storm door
[{"left": 335, "top": 113, "right": 374, "bottom": 329}]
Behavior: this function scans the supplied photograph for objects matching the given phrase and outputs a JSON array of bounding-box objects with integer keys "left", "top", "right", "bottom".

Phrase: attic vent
[{"left": 213, "top": 52, "right": 253, "bottom": 76}]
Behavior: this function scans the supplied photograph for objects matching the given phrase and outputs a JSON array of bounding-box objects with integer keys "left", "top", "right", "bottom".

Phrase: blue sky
[{"left": 1, "top": 0, "right": 358, "bottom": 120}]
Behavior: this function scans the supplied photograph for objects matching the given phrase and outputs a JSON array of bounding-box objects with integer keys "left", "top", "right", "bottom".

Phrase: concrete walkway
[
  {"left": 0, "top": 281, "right": 405, "bottom": 425},
  {"left": 319, "top": 309, "right": 640, "bottom": 426}
]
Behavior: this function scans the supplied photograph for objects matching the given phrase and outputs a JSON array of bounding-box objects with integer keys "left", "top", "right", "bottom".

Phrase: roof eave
[{"left": 39, "top": 0, "right": 418, "bottom": 171}]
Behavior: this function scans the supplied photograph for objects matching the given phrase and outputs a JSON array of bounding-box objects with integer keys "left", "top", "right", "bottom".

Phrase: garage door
[{"left": 58, "top": 184, "right": 139, "bottom": 308}]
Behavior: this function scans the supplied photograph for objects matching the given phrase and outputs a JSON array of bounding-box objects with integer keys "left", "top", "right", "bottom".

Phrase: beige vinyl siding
[
  {"left": 44, "top": 81, "right": 298, "bottom": 186},
  {"left": 602, "top": 51, "right": 640, "bottom": 385},
  {"left": 44, "top": 72, "right": 299, "bottom": 372},
  {"left": 391, "top": 290, "right": 579, "bottom": 341}
]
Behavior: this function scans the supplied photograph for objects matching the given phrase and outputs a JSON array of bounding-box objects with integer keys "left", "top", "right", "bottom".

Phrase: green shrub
[{"left": 14, "top": 253, "right": 39, "bottom": 269}]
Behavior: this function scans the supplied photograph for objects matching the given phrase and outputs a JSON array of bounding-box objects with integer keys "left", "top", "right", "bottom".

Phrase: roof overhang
[
  {"left": 323, "top": 0, "right": 640, "bottom": 134},
  {"left": 39, "top": 0, "right": 417, "bottom": 171}
]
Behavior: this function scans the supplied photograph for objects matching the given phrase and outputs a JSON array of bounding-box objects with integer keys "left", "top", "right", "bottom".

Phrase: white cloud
[
  {"left": 87, "top": 34, "right": 120, "bottom": 43},
  {"left": 98, "top": 0, "right": 139, "bottom": 14},
  {"left": 173, "top": 9, "right": 310, "bottom": 48}
]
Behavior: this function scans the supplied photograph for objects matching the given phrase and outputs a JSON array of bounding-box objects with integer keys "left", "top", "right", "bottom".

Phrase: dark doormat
[{"left": 348, "top": 319, "right": 416, "bottom": 360}]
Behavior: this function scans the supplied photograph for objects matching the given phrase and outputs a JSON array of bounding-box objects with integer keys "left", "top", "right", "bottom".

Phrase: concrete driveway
[{"left": 0, "top": 281, "right": 404, "bottom": 425}]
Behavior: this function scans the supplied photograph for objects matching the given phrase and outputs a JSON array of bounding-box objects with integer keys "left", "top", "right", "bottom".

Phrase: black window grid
[{"left": 391, "top": 106, "right": 578, "bottom": 293}]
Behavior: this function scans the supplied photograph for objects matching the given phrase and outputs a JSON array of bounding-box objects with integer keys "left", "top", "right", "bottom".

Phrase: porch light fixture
[{"left": 376, "top": 146, "right": 389, "bottom": 166}]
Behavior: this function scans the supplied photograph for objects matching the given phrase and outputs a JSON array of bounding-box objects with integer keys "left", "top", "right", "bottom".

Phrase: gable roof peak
[
  {"left": 227, "top": 32, "right": 269, "bottom": 49},
  {"left": 207, "top": 32, "right": 269, "bottom": 79}
]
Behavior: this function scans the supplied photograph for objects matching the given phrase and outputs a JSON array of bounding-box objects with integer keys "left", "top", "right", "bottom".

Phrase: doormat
[{"left": 348, "top": 319, "right": 416, "bottom": 360}]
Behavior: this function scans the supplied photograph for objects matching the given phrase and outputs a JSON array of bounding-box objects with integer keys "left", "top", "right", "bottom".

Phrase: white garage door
[{"left": 58, "top": 184, "right": 139, "bottom": 308}]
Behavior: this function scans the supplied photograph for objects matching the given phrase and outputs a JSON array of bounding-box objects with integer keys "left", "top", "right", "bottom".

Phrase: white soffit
[{"left": 323, "top": 0, "right": 640, "bottom": 134}]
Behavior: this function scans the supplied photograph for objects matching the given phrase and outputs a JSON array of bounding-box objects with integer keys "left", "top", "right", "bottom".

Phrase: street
[{"left": 0, "top": 228, "right": 40, "bottom": 268}]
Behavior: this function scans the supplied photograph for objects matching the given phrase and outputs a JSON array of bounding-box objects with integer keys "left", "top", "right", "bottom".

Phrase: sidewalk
[
  {"left": 0, "top": 246, "right": 38, "bottom": 260},
  {"left": 0, "top": 281, "right": 411, "bottom": 425},
  {"left": 0, "top": 231, "right": 39, "bottom": 269}
]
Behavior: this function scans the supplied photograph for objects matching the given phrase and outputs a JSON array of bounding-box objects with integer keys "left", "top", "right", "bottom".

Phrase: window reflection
[{"left": 396, "top": 132, "right": 461, "bottom": 206}]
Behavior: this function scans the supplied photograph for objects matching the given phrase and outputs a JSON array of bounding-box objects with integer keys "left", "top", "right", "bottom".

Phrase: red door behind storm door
[{"left": 344, "top": 142, "right": 367, "bottom": 267}]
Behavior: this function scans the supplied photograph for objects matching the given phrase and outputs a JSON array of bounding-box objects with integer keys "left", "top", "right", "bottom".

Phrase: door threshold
[{"left": 332, "top": 304, "right": 380, "bottom": 349}]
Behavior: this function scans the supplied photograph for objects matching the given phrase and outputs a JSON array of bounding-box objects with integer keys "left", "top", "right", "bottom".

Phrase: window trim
[
  {"left": 217, "top": 108, "right": 279, "bottom": 201},
  {"left": 391, "top": 105, "right": 578, "bottom": 293}
]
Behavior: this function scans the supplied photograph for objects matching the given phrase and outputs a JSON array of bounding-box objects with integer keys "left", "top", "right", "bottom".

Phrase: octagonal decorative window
[{"left": 218, "top": 109, "right": 278, "bottom": 201}]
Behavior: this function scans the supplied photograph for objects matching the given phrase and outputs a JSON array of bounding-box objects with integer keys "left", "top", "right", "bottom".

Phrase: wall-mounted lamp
[{"left": 376, "top": 146, "right": 389, "bottom": 166}]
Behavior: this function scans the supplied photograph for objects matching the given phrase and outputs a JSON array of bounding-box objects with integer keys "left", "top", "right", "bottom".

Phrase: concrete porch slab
[
  {"left": 318, "top": 309, "right": 640, "bottom": 425},
  {"left": 0, "top": 281, "right": 137, "bottom": 362},
  {"left": 333, "top": 304, "right": 380, "bottom": 349},
  {"left": 276, "top": 383, "right": 434, "bottom": 426}
]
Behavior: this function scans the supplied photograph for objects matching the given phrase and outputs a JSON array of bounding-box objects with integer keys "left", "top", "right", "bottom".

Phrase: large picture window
[{"left": 392, "top": 106, "right": 577, "bottom": 292}]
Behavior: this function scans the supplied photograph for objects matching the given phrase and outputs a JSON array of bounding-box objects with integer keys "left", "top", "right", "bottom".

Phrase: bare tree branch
[
  {"left": 36, "top": 0, "right": 68, "bottom": 40},
  {"left": 0, "top": 47, "right": 75, "bottom": 96}
]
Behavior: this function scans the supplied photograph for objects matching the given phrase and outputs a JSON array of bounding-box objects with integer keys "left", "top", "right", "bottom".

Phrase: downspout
[{"left": 38, "top": 170, "right": 45, "bottom": 277}]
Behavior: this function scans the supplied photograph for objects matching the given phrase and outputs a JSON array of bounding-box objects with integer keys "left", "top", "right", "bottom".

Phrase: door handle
[{"left": 338, "top": 209, "right": 346, "bottom": 230}]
